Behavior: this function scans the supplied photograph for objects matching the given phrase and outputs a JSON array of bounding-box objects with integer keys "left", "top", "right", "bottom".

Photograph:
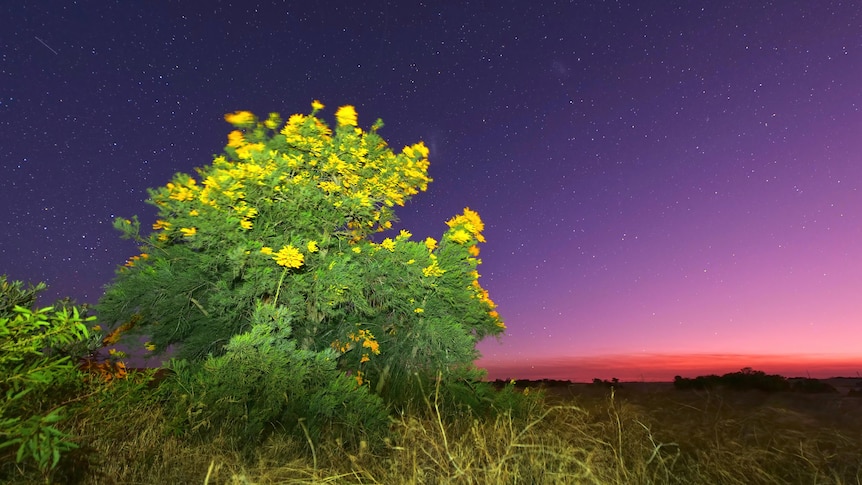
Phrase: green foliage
[
  {"left": 161, "top": 303, "right": 389, "bottom": 451},
  {"left": 0, "top": 276, "right": 92, "bottom": 475},
  {"left": 1, "top": 277, "right": 45, "bottom": 315},
  {"left": 97, "top": 102, "right": 505, "bottom": 404}
]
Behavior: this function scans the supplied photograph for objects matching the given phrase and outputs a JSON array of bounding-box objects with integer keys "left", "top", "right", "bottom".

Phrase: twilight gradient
[{"left": 3, "top": 1, "right": 860, "bottom": 381}]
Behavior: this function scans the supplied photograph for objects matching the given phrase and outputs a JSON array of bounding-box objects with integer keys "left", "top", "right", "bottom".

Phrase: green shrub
[
  {"left": 161, "top": 302, "right": 389, "bottom": 452},
  {"left": 0, "top": 276, "right": 92, "bottom": 476},
  {"left": 97, "top": 102, "right": 505, "bottom": 397}
]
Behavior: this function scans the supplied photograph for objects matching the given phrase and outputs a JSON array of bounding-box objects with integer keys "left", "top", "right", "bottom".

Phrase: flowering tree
[{"left": 97, "top": 101, "right": 504, "bottom": 395}]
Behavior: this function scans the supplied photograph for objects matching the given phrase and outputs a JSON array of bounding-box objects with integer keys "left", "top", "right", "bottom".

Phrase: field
[{"left": 6, "top": 376, "right": 861, "bottom": 484}]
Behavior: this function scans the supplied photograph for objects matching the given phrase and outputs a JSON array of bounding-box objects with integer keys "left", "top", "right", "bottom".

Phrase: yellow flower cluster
[
  {"left": 227, "top": 130, "right": 245, "bottom": 147},
  {"left": 146, "top": 102, "right": 433, "bottom": 256},
  {"left": 152, "top": 219, "right": 171, "bottom": 230},
  {"left": 331, "top": 328, "right": 381, "bottom": 365},
  {"left": 272, "top": 245, "right": 304, "bottom": 268},
  {"left": 446, "top": 207, "right": 486, "bottom": 243},
  {"left": 224, "top": 110, "right": 255, "bottom": 126},
  {"left": 469, "top": 271, "right": 504, "bottom": 329},
  {"left": 448, "top": 229, "right": 471, "bottom": 244},
  {"left": 123, "top": 252, "right": 149, "bottom": 268},
  {"left": 280, "top": 113, "right": 330, "bottom": 156},
  {"left": 166, "top": 178, "right": 197, "bottom": 202},
  {"left": 335, "top": 105, "right": 358, "bottom": 127},
  {"left": 263, "top": 113, "right": 282, "bottom": 130},
  {"left": 379, "top": 237, "right": 396, "bottom": 252},
  {"left": 422, "top": 254, "right": 446, "bottom": 277}
]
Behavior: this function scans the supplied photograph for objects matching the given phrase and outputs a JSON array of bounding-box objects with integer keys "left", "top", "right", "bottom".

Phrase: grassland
[{"left": 4, "top": 374, "right": 861, "bottom": 484}]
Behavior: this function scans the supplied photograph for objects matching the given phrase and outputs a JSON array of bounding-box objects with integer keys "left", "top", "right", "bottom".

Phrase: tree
[{"left": 97, "top": 101, "right": 505, "bottom": 397}]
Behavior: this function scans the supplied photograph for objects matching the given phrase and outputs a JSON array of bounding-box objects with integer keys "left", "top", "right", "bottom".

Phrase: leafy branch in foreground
[{"left": 0, "top": 276, "right": 92, "bottom": 475}]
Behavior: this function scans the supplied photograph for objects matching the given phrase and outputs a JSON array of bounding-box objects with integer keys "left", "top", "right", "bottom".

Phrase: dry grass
[{"left": 5, "top": 380, "right": 862, "bottom": 484}]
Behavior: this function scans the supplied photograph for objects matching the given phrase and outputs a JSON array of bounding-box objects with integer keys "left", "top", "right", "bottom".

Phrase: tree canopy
[{"left": 97, "top": 101, "right": 504, "bottom": 393}]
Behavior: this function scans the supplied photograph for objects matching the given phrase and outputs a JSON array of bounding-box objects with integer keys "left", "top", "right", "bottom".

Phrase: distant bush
[
  {"left": 791, "top": 379, "right": 838, "bottom": 394},
  {"left": 674, "top": 368, "right": 790, "bottom": 392},
  {"left": 673, "top": 374, "right": 722, "bottom": 390},
  {"left": 722, "top": 368, "right": 790, "bottom": 392},
  {"left": 591, "top": 377, "right": 621, "bottom": 388}
]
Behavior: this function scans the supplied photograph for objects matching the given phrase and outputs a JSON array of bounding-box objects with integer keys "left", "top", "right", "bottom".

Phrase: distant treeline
[
  {"left": 673, "top": 367, "right": 839, "bottom": 393},
  {"left": 491, "top": 368, "right": 862, "bottom": 396}
]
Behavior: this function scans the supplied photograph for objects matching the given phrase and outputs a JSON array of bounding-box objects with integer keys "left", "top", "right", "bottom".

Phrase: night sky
[{"left": 4, "top": 1, "right": 861, "bottom": 381}]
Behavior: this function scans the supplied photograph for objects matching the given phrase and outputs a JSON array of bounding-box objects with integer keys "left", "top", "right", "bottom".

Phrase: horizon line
[{"left": 476, "top": 352, "right": 862, "bottom": 382}]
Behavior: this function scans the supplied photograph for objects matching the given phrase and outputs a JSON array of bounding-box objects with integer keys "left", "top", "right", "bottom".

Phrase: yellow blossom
[
  {"left": 189, "top": 209, "right": 199, "bottom": 216},
  {"left": 335, "top": 105, "right": 358, "bottom": 127},
  {"left": 224, "top": 111, "right": 255, "bottom": 125},
  {"left": 422, "top": 255, "right": 446, "bottom": 277},
  {"left": 273, "top": 245, "right": 304, "bottom": 268},
  {"left": 264, "top": 112, "right": 281, "bottom": 129},
  {"left": 260, "top": 246, "right": 273, "bottom": 255},
  {"left": 446, "top": 207, "right": 486, "bottom": 242},
  {"left": 180, "top": 227, "right": 197, "bottom": 237},
  {"left": 352, "top": 246, "right": 362, "bottom": 254},
  {"left": 240, "top": 219, "right": 253, "bottom": 230},
  {"left": 355, "top": 371, "right": 364, "bottom": 386},
  {"left": 362, "top": 339, "right": 380, "bottom": 354},
  {"left": 307, "top": 240, "right": 319, "bottom": 253},
  {"left": 448, "top": 229, "right": 471, "bottom": 244},
  {"left": 91, "top": 325, "right": 102, "bottom": 332},
  {"left": 236, "top": 142, "right": 264, "bottom": 159},
  {"left": 414, "top": 308, "right": 424, "bottom": 313},
  {"left": 468, "top": 245, "right": 480, "bottom": 257},
  {"left": 166, "top": 182, "right": 197, "bottom": 201},
  {"left": 413, "top": 141, "right": 430, "bottom": 158},
  {"left": 144, "top": 342, "right": 156, "bottom": 352},
  {"left": 227, "top": 130, "right": 245, "bottom": 148},
  {"left": 153, "top": 219, "right": 172, "bottom": 230},
  {"left": 380, "top": 238, "right": 396, "bottom": 252},
  {"left": 424, "top": 237, "right": 437, "bottom": 251},
  {"left": 311, "top": 99, "right": 324, "bottom": 111},
  {"left": 402, "top": 142, "right": 429, "bottom": 159}
]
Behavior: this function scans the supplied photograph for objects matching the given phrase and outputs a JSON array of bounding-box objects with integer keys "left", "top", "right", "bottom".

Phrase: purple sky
[{"left": 3, "top": 1, "right": 861, "bottom": 381}]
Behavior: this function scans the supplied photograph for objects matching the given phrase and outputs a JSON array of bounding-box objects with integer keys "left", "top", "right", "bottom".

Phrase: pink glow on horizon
[{"left": 476, "top": 353, "right": 862, "bottom": 382}]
